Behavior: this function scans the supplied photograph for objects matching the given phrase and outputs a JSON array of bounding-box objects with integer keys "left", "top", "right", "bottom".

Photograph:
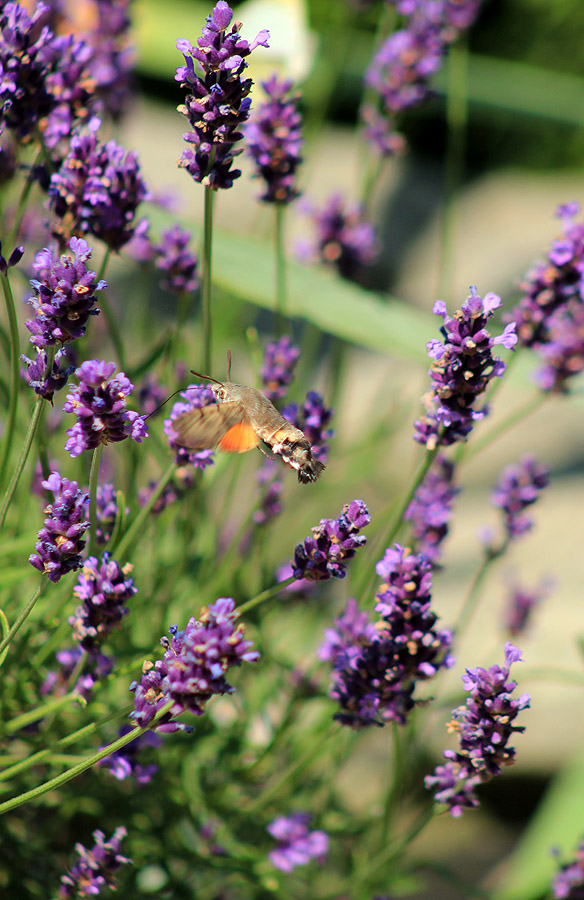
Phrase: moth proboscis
[{"left": 172, "top": 352, "right": 326, "bottom": 484}]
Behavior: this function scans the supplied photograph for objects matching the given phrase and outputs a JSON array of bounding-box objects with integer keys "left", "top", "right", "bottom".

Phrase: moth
[{"left": 171, "top": 353, "right": 326, "bottom": 484}]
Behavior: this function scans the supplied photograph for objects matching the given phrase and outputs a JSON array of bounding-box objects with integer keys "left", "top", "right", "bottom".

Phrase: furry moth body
[{"left": 172, "top": 378, "right": 326, "bottom": 484}]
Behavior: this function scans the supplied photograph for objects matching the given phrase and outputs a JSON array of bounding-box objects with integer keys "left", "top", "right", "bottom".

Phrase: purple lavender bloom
[
  {"left": 553, "top": 839, "right": 584, "bottom": 899},
  {"left": 69, "top": 554, "right": 136, "bottom": 652},
  {"left": 59, "top": 826, "right": 131, "bottom": 898},
  {"left": 21, "top": 347, "right": 74, "bottom": 401},
  {"left": 261, "top": 336, "right": 300, "bottom": 403},
  {"left": 361, "top": 1, "right": 483, "bottom": 156},
  {"left": 164, "top": 383, "right": 217, "bottom": 470},
  {"left": 154, "top": 225, "right": 199, "bottom": 295},
  {"left": 534, "top": 300, "right": 584, "bottom": 393},
  {"left": 91, "top": 482, "right": 127, "bottom": 545},
  {"left": 30, "top": 472, "right": 89, "bottom": 582},
  {"left": 425, "top": 642, "right": 530, "bottom": 816},
  {"left": 300, "top": 194, "right": 379, "bottom": 281},
  {"left": 282, "top": 391, "right": 333, "bottom": 463},
  {"left": 414, "top": 287, "right": 517, "bottom": 449},
  {"left": 86, "top": 0, "right": 134, "bottom": 120},
  {"left": 64, "top": 360, "right": 148, "bottom": 458},
  {"left": 44, "top": 35, "right": 96, "bottom": 149},
  {"left": 246, "top": 73, "right": 303, "bottom": 204},
  {"left": 24, "top": 237, "right": 105, "bottom": 349},
  {"left": 292, "top": 499, "right": 370, "bottom": 582},
  {"left": 491, "top": 455, "right": 549, "bottom": 541},
  {"left": 130, "top": 598, "right": 259, "bottom": 733},
  {"left": 404, "top": 455, "right": 459, "bottom": 566},
  {"left": 507, "top": 202, "right": 584, "bottom": 349},
  {"left": 253, "top": 458, "right": 283, "bottom": 526},
  {"left": 49, "top": 122, "right": 149, "bottom": 250},
  {"left": 98, "top": 725, "right": 161, "bottom": 785},
  {"left": 138, "top": 468, "right": 195, "bottom": 514},
  {"left": 137, "top": 372, "right": 167, "bottom": 417},
  {"left": 176, "top": 1, "right": 269, "bottom": 189},
  {"left": 42, "top": 646, "right": 114, "bottom": 701},
  {"left": 267, "top": 814, "right": 329, "bottom": 872},
  {"left": 319, "top": 598, "right": 377, "bottom": 665},
  {"left": 0, "top": 2, "right": 57, "bottom": 139},
  {"left": 504, "top": 577, "right": 552, "bottom": 637},
  {"left": 327, "top": 547, "right": 453, "bottom": 728}
]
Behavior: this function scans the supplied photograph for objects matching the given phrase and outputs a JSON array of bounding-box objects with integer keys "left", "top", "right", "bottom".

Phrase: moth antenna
[
  {"left": 189, "top": 369, "right": 223, "bottom": 385},
  {"left": 143, "top": 387, "right": 187, "bottom": 420},
  {"left": 226, "top": 349, "right": 232, "bottom": 382}
]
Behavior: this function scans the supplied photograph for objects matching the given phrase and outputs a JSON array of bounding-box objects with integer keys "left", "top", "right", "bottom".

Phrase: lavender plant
[{"left": 0, "top": 2, "right": 582, "bottom": 899}]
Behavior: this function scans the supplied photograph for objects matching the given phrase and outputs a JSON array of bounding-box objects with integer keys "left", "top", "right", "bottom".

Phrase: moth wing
[{"left": 172, "top": 402, "right": 259, "bottom": 454}]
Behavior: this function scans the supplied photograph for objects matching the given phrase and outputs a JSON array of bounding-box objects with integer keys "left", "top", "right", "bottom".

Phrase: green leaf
[
  {"left": 212, "top": 231, "right": 433, "bottom": 361},
  {"left": 493, "top": 752, "right": 584, "bottom": 900}
]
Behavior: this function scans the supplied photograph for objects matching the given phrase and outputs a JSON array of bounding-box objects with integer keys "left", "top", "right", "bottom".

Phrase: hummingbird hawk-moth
[{"left": 171, "top": 353, "right": 326, "bottom": 484}]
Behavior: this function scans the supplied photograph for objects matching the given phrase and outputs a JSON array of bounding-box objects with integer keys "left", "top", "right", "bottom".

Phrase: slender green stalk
[
  {"left": 459, "top": 392, "right": 546, "bottom": 464},
  {"left": 356, "top": 444, "right": 440, "bottom": 598},
  {"left": 236, "top": 574, "right": 296, "bottom": 616},
  {"left": 456, "top": 543, "right": 507, "bottom": 637},
  {"left": 274, "top": 204, "right": 286, "bottom": 336},
  {"left": 5, "top": 692, "right": 79, "bottom": 735},
  {"left": 0, "top": 706, "right": 131, "bottom": 783},
  {"left": 379, "top": 722, "right": 409, "bottom": 847},
  {"left": 7, "top": 150, "right": 41, "bottom": 249},
  {"left": 111, "top": 460, "right": 176, "bottom": 559},
  {"left": 202, "top": 186, "right": 214, "bottom": 372},
  {"left": 0, "top": 271, "right": 21, "bottom": 491},
  {"left": 0, "top": 580, "right": 45, "bottom": 665},
  {"left": 0, "top": 701, "right": 174, "bottom": 815},
  {"left": 87, "top": 444, "right": 104, "bottom": 559},
  {"left": 438, "top": 38, "right": 469, "bottom": 302},
  {"left": 0, "top": 393, "right": 44, "bottom": 528}
]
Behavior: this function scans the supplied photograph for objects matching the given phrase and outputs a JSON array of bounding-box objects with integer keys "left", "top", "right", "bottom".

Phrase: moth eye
[{"left": 215, "top": 387, "right": 226, "bottom": 401}]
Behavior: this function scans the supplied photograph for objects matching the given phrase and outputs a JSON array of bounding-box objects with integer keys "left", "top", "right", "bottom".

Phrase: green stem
[
  {"left": 4, "top": 692, "right": 79, "bottom": 735},
  {"left": 0, "top": 580, "right": 45, "bottom": 666},
  {"left": 245, "top": 725, "right": 336, "bottom": 813},
  {"left": 438, "top": 38, "right": 469, "bottom": 302},
  {"left": 379, "top": 722, "right": 408, "bottom": 847},
  {"left": 456, "top": 544, "right": 507, "bottom": 637},
  {"left": 111, "top": 461, "right": 176, "bottom": 560},
  {"left": 87, "top": 444, "right": 104, "bottom": 559},
  {"left": 7, "top": 150, "right": 41, "bottom": 249},
  {"left": 236, "top": 575, "right": 296, "bottom": 616},
  {"left": 0, "top": 271, "right": 21, "bottom": 491},
  {"left": 0, "top": 392, "right": 44, "bottom": 528},
  {"left": 202, "top": 186, "right": 214, "bottom": 373},
  {"left": 459, "top": 392, "right": 546, "bottom": 464},
  {"left": 0, "top": 705, "right": 131, "bottom": 783},
  {"left": 274, "top": 204, "right": 286, "bottom": 336},
  {"left": 357, "top": 444, "right": 440, "bottom": 598},
  {"left": 0, "top": 701, "right": 174, "bottom": 815}
]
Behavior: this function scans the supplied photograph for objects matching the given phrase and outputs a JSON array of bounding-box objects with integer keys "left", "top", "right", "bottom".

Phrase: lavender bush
[{"left": 0, "top": 2, "right": 583, "bottom": 899}]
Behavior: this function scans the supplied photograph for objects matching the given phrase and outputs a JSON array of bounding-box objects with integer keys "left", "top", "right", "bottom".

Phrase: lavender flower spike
[
  {"left": 414, "top": 287, "right": 517, "bottom": 449},
  {"left": 164, "top": 383, "right": 217, "bottom": 471},
  {"left": 261, "top": 335, "right": 300, "bottom": 404},
  {"left": 176, "top": 2, "right": 269, "bottom": 189},
  {"left": 292, "top": 499, "right": 370, "bottom": 581},
  {"left": 299, "top": 193, "right": 379, "bottom": 282},
  {"left": 425, "top": 642, "right": 530, "bottom": 816},
  {"left": 404, "top": 454, "right": 459, "bottom": 566},
  {"left": 491, "top": 455, "right": 549, "bottom": 541},
  {"left": 64, "top": 360, "right": 148, "bottom": 457},
  {"left": 154, "top": 224, "right": 199, "bottom": 295},
  {"left": 59, "top": 826, "right": 131, "bottom": 898},
  {"left": 247, "top": 74, "right": 303, "bottom": 204},
  {"left": 25, "top": 237, "right": 105, "bottom": 349},
  {"left": 30, "top": 473, "right": 90, "bottom": 582},
  {"left": 69, "top": 553, "right": 137, "bottom": 652},
  {"left": 130, "top": 598, "right": 259, "bottom": 733},
  {"left": 552, "top": 837, "right": 584, "bottom": 899},
  {"left": 267, "top": 814, "right": 329, "bottom": 872}
]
